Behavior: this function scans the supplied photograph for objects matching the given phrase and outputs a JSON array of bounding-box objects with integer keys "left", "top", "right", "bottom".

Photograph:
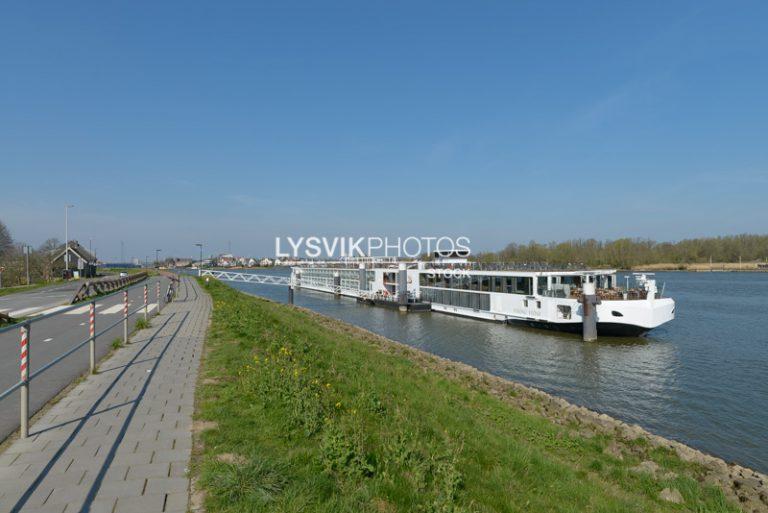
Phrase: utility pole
[
  {"left": 64, "top": 204, "right": 74, "bottom": 271},
  {"left": 155, "top": 249, "right": 162, "bottom": 268},
  {"left": 24, "top": 245, "right": 30, "bottom": 285},
  {"left": 195, "top": 243, "right": 203, "bottom": 276}
]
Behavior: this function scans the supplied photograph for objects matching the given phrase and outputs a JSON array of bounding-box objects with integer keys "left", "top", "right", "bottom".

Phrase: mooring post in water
[
  {"left": 581, "top": 277, "right": 600, "bottom": 341},
  {"left": 333, "top": 271, "right": 341, "bottom": 297},
  {"left": 358, "top": 263, "right": 366, "bottom": 294},
  {"left": 397, "top": 262, "right": 408, "bottom": 311}
]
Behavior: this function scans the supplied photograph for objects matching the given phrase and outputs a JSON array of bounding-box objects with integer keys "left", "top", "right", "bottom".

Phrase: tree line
[
  {"left": 473, "top": 234, "right": 768, "bottom": 269},
  {"left": 0, "top": 219, "right": 64, "bottom": 286}
]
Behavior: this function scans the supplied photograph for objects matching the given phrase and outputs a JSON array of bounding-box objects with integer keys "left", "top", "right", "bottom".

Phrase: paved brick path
[{"left": 0, "top": 276, "right": 210, "bottom": 513}]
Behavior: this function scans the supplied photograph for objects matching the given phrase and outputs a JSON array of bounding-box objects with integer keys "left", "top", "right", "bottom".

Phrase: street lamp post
[
  {"left": 64, "top": 204, "right": 74, "bottom": 271},
  {"left": 195, "top": 243, "right": 203, "bottom": 276},
  {"left": 24, "top": 245, "right": 30, "bottom": 285},
  {"left": 155, "top": 249, "right": 162, "bottom": 268}
]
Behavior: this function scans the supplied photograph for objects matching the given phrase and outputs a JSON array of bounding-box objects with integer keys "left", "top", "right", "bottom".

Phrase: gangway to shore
[{"left": 199, "top": 269, "right": 291, "bottom": 286}]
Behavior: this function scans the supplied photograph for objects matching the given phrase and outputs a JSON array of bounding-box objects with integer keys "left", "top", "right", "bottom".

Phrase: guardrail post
[
  {"left": 123, "top": 290, "right": 128, "bottom": 344},
  {"left": 143, "top": 284, "right": 148, "bottom": 321},
  {"left": 89, "top": 301, "right": 96, "bottom": 373},
  {"left": 20, "top": 323, "right": 30, "bottom": 439},
  {"left": 156, "top": 281, "right": 161, "bottom": 312}
]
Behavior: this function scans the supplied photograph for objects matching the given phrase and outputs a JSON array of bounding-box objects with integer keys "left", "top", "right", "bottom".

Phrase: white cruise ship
[{"left": 290, "top": 257, "right": 674, "bottom": 338}]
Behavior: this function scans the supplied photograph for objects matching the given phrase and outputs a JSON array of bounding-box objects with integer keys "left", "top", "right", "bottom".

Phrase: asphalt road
[
  {"left": 0, "top": 281, "right": 86, "bottom": 318},
  {"left": 0, "top": 275, "right": 174, "bottom": 442}
]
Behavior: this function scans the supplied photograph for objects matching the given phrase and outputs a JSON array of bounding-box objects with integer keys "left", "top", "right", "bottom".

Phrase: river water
[{"left": 220, "top": 268, "right": 768, "bottom": 473}]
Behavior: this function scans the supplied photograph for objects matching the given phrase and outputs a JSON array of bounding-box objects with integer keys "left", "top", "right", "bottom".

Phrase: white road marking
[
  {"left": 8, "top": 306, "right": 43, "bottom": 317},
  {"left": 35, "top": 305, "right": 71, "bottom": 316},
  {"left": 65, "top": 304, "right": 101, "bottom": 315},
  {"left": 43, "top": 338, "right": 53, "bottom": 342},
  {"left": 79, "top": 322, "right": 86, "bottom": 326},
  {"left": 99, "top": 303, "right": 132, "bottom": 315}
]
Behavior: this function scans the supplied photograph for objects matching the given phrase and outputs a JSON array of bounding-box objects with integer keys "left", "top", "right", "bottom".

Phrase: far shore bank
[{"left": 631, "top": 262, "right": 768, "bottom": 272}]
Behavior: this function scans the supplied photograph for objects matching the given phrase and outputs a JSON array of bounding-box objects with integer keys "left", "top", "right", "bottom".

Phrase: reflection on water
[{"left": 223, "top": 268, "right": 768, "bottom": 472}]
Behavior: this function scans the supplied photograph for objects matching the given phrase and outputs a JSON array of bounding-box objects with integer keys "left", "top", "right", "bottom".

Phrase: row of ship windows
[
  {"left": 419, "top": 274, "right": 533, "bottom": 295},
  {"left": 421, "top": 288, "right": 491, "bottom": 311}
]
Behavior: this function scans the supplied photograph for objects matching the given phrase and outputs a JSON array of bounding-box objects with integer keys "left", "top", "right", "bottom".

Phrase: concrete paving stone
[
  {"left": 14, "top": 450, "right": 61, "bottom": 465},
  {"left": 0, "top": 464, "right": 31, "bottom": 480},
  {"left": 168, "top": 461, "right": 188, "bottom": 478},
  {"left": 45, "top": 484, "right": 91, "bottom": 506},
  {"left": 111, "top": 452, "right": 153, "bottom": 467},
  {"left": 150, "top": 450, "right": 187, "bottom": 464},
  {"left": 3, "top": 439, "right": 51, "bottom": 455},
  {"left": 126, "top": 462, "right": 171, "bottom": 480},
  {"left": 102, "top": 464, "right": 131, "bottom": 482},
  {"left": 72, "top": 497, "right": 118, "bottom": 513},
  {"left": 91, "top": 478, "right": 145, "bottom": 499},
  {"left": 163, "top": 491, "right": 189, "bottom": 512},
  {"left": 134, "top": 439, "right": 175, "bottom": 453},
  {"left": 144, "top": 477, "right": 189, "bottom": 495},
  {"left": 30, "top": 468, "right": 88, "bottom": 488},
  {"left": 112, "top": 493, "right": 166, "bottom": 513},
  {"left": 0, "top": 453, "right": 20, "bottom": 466},
  {"left": 19, "top": 501, "right": 68, "bottom": 513}
]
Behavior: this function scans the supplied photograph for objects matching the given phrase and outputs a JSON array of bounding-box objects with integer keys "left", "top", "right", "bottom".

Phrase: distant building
[
  {"left": 260, "top": 257, "right": 273, "bottom": 267},
  {"left": 51, "top": 240, "right": 97, "bottom": 278}
]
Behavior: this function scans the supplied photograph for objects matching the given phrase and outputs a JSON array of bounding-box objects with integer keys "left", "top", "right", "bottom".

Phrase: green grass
[
  {"left": 135, "top": 317, "right": 151, "bottom": 330},
  {"left": 0, "top": 280, "right": 62, "bottom": 297},
  {"left": 194, "top": 279, "right": 742, "bottom": 513}
]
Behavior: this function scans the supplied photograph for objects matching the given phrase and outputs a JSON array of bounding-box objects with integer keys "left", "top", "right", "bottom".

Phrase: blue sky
[{"left": 2, "top": 1, "right": 767, "bottom": 260}]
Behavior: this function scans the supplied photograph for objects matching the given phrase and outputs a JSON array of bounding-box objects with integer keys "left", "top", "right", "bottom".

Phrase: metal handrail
[
  {"left": 0, "top": 278, "right": 154, "bottom": 335},
  {"left": 27, "top": 302, "right": 148, "bottom": 383},
  {"left": 0, "top": 276, "right": 171, "bottom": 438}
]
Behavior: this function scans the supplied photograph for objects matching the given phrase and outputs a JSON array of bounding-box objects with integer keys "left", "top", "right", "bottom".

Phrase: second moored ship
[{"left": 290, "top": 256, "right": 674, "bottom": 339}]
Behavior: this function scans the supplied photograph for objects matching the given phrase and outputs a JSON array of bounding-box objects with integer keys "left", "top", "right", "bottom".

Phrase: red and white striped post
[
  {"left": 19, "top": 323, "right": 30, "bottom": 438},
  {"left": 156, "top": 281, "right": 161, "bottom": 312},
  {"left": 143, "top": 284, "right": 148, "bottom": 321},
  {"left": 123, "top": 290, "right": 129, "bottom": 344},
  {"left": 88, "top": 301, "right": 96, "bottom": 373}
]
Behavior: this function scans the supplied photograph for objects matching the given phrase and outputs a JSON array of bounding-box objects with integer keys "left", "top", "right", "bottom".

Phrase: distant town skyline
[{"left": 2, "top": 1, "right": 767, "bottom": 260}]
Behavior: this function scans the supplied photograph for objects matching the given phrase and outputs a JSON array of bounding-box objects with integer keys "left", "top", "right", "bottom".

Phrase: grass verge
[
  {"left": 0, "top": 280, "right": 62, "bottom": 297},
  {"left": 193, "top": 279, "right": 743, "bottom": 513}
]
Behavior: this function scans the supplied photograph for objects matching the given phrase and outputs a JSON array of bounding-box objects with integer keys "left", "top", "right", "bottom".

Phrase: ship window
[
  {"left": 611, "top": 310, "right": 623, "bottom": 317},
  {"left": 505, "top": 277, "right": 514, "bottom": 293},
  {"left": 536, "top": 301, "right": 541, "bottom": 309},
  {"left": 514, "top": 277, "right": 532, "bottom": 295},
  {"left": 523, "top": 299, "right": 528, "bottom": 307},
  {"left": 493, "top": 276, "right": 502, "bottom": 292},
  {"left": 557, "top": 305, "right": 572, "bottom": 319},
  {"left": 481, "top": 276, "right": 490, "bottom": 292},
  {"left": 470, "top": 275, "right": 479, "bottom": 290}
]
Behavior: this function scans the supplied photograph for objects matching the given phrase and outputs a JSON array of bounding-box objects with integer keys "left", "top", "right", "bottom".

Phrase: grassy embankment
[{"left": 193, "top": 279, "right": 742, "bottom": 513}]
